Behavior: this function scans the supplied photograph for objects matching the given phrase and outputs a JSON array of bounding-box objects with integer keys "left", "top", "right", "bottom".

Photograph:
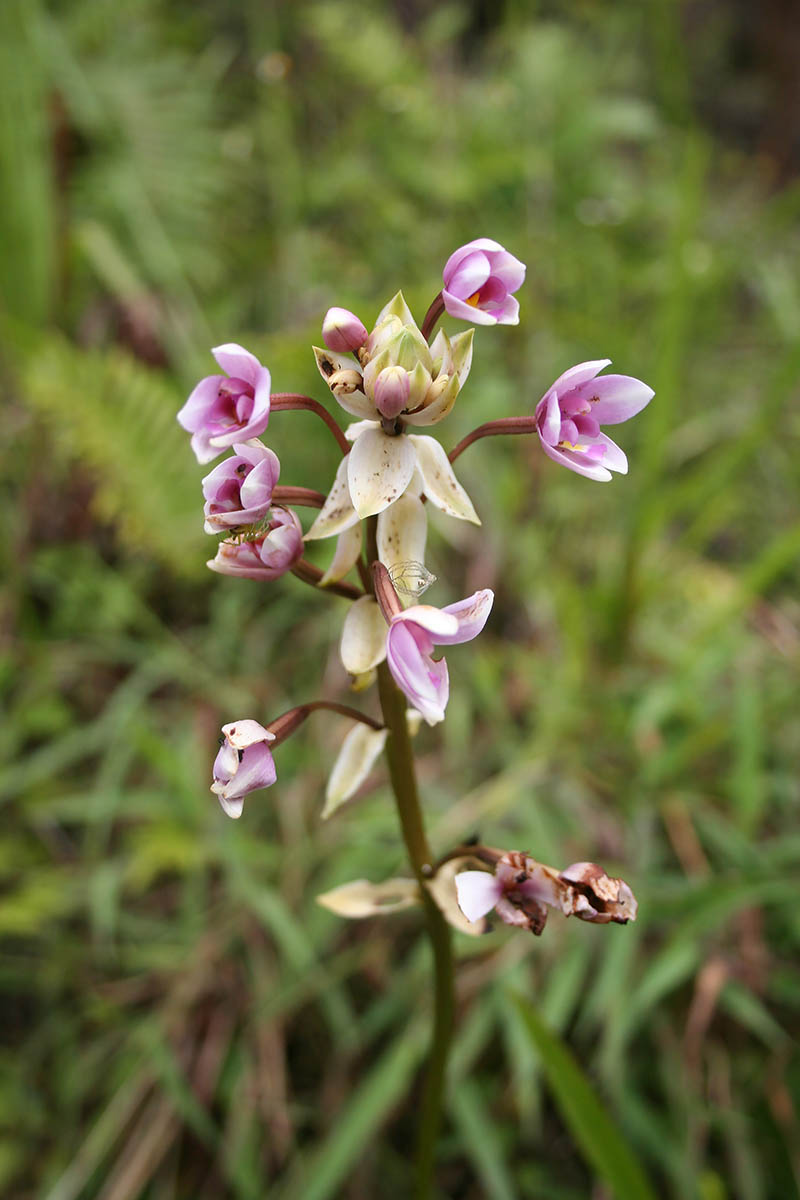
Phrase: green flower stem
[{"left": 376, "top": 660, "right": 455, "bottom": 1199}]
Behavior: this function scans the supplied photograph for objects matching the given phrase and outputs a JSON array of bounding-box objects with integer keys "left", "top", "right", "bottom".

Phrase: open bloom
[
  {"left": 535, "top": 359, "right": 654, "bottom": 482},
  {"left": 442, "top": 238, "right": 526, "bottom": 325},
  {"left": 386, "top": 590, "right": 494, "bottom": 724},
  {"left": 202, "top": 441, "right": 280, "bottom": 534},
  {"left": 207, "top": 507, "right": 303, "bottom": 580},
  {"left": 455, "top": 852, "right": 638, "bottom": 935},
  {"left": 212, "top": 719, "right": 276, "bottom": 818},
  {"left": 177, "top": 344, "right": 271, "bottom": 464}
]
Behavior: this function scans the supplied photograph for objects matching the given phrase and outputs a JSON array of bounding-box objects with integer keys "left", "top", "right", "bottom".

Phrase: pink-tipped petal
[
  {"left": 438, "top": 589, "right": 494, "bottom": 645},
  {"left": 488, "top": 294, "right": 520, "bottom": 325},
  {"left": 223, "top": 742, "right": 277, "bottom": 800},
  {"left": 443, "top": 238, "right": 505, "bottom": 281},
  {"left": 455, "top": 871, "right": 503, "bottom": 922},
  {"left": 322, "top": 307, "right": 368, "bottom": 354}
]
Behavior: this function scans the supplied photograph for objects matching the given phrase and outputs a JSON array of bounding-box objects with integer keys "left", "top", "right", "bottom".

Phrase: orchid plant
[{"left": 177, "top": 237, "right": 653, "bottom": 1196}]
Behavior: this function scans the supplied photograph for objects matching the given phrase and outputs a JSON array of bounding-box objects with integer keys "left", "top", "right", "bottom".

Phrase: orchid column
[{"left": 176, "top": 238, "right": 652, "bottom": 1198}]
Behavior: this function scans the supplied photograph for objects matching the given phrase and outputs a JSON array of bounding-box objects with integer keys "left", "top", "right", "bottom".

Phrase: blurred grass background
[{"left": 1, "top": 0, "right": 799, "bottom": 1196}]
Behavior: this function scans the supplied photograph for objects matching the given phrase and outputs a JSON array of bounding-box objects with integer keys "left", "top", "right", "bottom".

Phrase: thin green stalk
[{"left": 376, "top": 661, "right": 455, "bottom": 1198}]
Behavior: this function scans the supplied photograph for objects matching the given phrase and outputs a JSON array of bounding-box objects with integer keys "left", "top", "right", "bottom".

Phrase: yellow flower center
[
  {"left": 466, "top": 291, "right": 481, "bottom": 307},
  {"left": 558, "top": 440, "right": 588, "bottom": 452}
]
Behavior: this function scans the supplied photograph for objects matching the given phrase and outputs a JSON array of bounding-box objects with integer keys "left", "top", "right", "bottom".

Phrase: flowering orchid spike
[
  {"left": 201, "top": 441, "right": 280, "bottom": 534},
  {"left": 535, "top": 360, "right": 654, "bottom": 481},
  {"left": 372, "top": 564, "right": 494, "bottom": 725},
  {"left": 454, "top": 850, "right": 638, "bottom": 935},
  {"left": 178, "top": 344, "right": 271, "bottom": 464},
  {"left": 212, "top": 720, "right": 277, "bottom": 818},
  {"left": 207, "top": 507, "right": 303, "bottom": 580},
  {"left": 322, "top": 307, "right": 368, "bottom": 354},
  {"left": 442, "top": 239, "right": 526, "bottom": 326}
]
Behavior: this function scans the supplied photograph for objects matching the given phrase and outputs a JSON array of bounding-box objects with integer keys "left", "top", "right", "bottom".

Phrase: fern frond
[{"left": 22, "top": 336, "right": 206, "bottom": 576}]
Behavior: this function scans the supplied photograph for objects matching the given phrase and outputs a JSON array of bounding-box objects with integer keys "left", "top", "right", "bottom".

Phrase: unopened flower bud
[
  {"left": 328, "top": 368, "right": 364, "bottom": 396},
  {"left": 322, "top": 307, "right": 368, "bottom": 354},
  {"left": 374, "top": 365, "right": 410, "bottom": 419}
]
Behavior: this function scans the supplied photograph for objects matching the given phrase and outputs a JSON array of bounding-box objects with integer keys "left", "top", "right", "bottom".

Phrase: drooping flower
[
  {"left": 177, "top": 344, "right": 271, "bottom": 464},
  {"left": 207, "top": 507, "right": 303, "bottom": 580},
  {"left": 348, "top": 568, "right": 494, "bottom": 724},
  {"left": 202, "top": 441, "right": 280, "bottom": 534},
  {"left": 322, "top": 307, "right": 368, "bottom": 354},
  {"left": 212, "top": 719, "right": 276, "bottom": 818},
  {"left": 455, "top": 851, "right": 638, "bottom": 935},
  {"left": 442, "top": 238, "right": 526, "bottom": 326},
  {"left": 535, "top": 359, "right": 654, "bottom": 482}
]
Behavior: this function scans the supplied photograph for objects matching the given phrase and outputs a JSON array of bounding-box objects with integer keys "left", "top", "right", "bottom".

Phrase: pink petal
[
  {"left": 386, "top": 622, "right": 449, "bottom": 725},
  {"left": 212, "top": 343, "right": 262, "bottom": 386},
  {"left": 486, "top": 294, "right": 519, "bottom": 325},
  {"left": 177, "top": 374, "right": 225, "bottom": 432},
  {"left": 539, "top": 433, "right": 613, "bottom": 482},
  {"left": 393, "top": 605, "right": 460, "bottom": 641},
  {"left": 223, "top": 742, "right": 277, "bottom": 801},
  {"left": 443, "top": 238, "right": 505, "bottom": 283},
  {"left": 538, "top": 391, "right": 562, "bottom": 446},
  {"left": 454, "top": 871, "right": 503, "bottom": 922},
  {"left": 441, "top": 289, "right": 499, "bottom": 325},
  {"left": 437, "top": 589, "right": 494, "bottom": 645},
  {"left": 446, "top": 251, "right": 492, "bottom": 301},
  {"left": 490, "top": 253, "right": 526, "bottom": 292},
  {"left": 573, "top": 374, "right": 654, "bottom": 425},
  {"left": 548, "top": 359, "right": 611, "bottom": 397}
]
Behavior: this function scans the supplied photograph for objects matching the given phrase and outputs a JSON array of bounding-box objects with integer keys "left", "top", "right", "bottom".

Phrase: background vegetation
[{"left": 1, "top": 1, "right": 799, "bottom": 1196}]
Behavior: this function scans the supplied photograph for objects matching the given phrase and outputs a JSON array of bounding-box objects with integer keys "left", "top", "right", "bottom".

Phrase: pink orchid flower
[
  {"left": 386, "top": 590, "right": 494, "bottom": 725},
  {"left": 202, "top": 441, "right": 280, "bottom": 534},
  {"left": 535, "top": 359, "right": 654, "bottom": 482},
  {"left": 442, "top": 238, "right": 526, "bottom": 325},
  {"left": 207, "top": 508, "right": 303, "bottom": 580},
  {"left": 177, "top": 344, "right": 271, "bottom": 464},
  {"left": 212, "top": 719, "right": 277, "bottom": 818}
]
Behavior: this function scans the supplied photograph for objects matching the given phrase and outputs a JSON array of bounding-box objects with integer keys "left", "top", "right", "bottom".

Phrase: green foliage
[{"left": 2, "top": 0, "right": 800, "bottom": 1197}]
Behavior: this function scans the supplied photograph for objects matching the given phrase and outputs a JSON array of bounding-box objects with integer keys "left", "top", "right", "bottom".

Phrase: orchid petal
[
  {"left": 340, "top": 596, "right": 388, "bottom": 675},
  {"left": 385, "top": 621, "right": 449, "bottom": 725},
  {"left": 222, "top": 719, "right": 275, "bottom": 748},
  {"left": 320, "top": 523, "right": 363, "bottom": 586},
  {"left": 573, "top": 374, "right": 654, "bottom": 425},
  {"left": 377, "top": 493, "right": 427, "bottom": 581},
  {"left": 410, "top": 435, "right": 480, "bottom": 524},
  {"left": 345, "top": 419, "right": 380, "bottom": 443},
  {"left": 548, "top": 358, "right": 611, "bottom": 395},
  {"left": 305, "top": 456, "right": 360, "bottom": 540},
  {"left": 538, "top": 436, "right": 613, "bottom": 482},
  {"left": 347, "top": 427, "right": 417, "bottom": 519},
  {"left": 437, "top": 589, "right": 494, "bottom": 644},
  {"left": 441, "top": 290, "right": 499, "bottom": 324},
  {"left": 322, "top": 725, "right": 388, "bottom": 818},
  {"left": 455, "top": 871, "right": 503, "bottom": 922},
  {"left": 316, "top": 877, "right": 419, "bottom": 918},
  {"left": 392, "top": 605, "right": 459, "bottom": 640},
  {"left": 212, "top": 343, "right": 262, "bottom": 386}
]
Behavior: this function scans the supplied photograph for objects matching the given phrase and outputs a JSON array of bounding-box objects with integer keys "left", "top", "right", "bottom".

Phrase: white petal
[
  {"left": 427, "top": 859, "right": 491, "bottom": 936},
  {"left": 322, "top": 725, "right": 388, "bottom": 818},
  {"left": 409, "top": 436, "right": 480, "bottom": 524},
  {"left": 340, "top": 596, "right": 388, "bottom": 674},
  {"left": 402, "top": 374, "right": 460, "bottom": 427},
  {"left": 312, "top": 345, "right": 362, "bottom": 383},
  {"left": 376, "top": 493, "right": 427, "bottom": 582},
  {"left": 345, "top": 419, "right": 380, "bottom": 443},
  {"left": 448, "top": 329, "right": 474, "bottom": 384},
  {"left": 304, "top": 456, "right": 360, "bottom": 540},
  {"left": 347, "top": 428, "right": 417, "bottom": 519},
  {"left": 222, "top": 719, "right": 275, "bottom": 748},
  {"left": 316, "top": 877, "right": 419, "bottom": 918},
  {"left": 320, "top": 523, "right": 363, "bottom": 586},
  {"left": 455, "top": 870, "right": 503, "bottom": 922}
]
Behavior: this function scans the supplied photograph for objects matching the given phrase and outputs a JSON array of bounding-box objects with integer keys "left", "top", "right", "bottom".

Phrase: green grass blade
[{"left": 511, "top": 994, "right": 657, "bottom": 1200}]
